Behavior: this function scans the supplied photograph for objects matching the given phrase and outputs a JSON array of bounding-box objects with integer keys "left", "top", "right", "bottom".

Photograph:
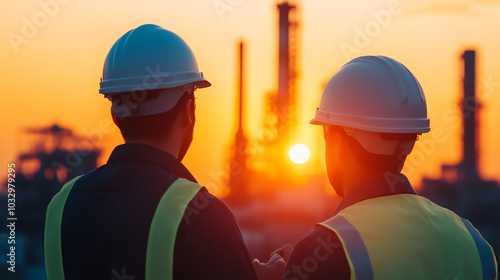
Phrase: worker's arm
[
  {"left": 174, "top": 190, "right": 258, "bottom": 280},
  {"left": 283, "top": 228, "right": 350, "bottom": 280}
]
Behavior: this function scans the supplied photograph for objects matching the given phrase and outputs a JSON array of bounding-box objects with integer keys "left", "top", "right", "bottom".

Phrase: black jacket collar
[
  {"left": 107, "top": 143, "right": 197, "bottom": 183},
  {"left": 335, "top": 173, "right": 416, "bottom": 215}
]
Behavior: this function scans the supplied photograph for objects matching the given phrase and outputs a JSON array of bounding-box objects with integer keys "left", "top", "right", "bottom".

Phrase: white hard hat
[
  {"left": 311, "top": 55, "right": 430, "bottom": 155},
  {"left": 100, "top": 24, "right": 210, "bottom": 117}
]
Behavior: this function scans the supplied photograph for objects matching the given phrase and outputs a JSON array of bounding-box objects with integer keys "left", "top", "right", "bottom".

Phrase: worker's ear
[
  {"left": 330, "top": 132, "right": 342, "bottom": 163},
  {"left": 111, "top": 109, "right": 118, "bottom": 127},
  {"left": 324, "top": 126, "right": 345, "bottom": 197},
  {"left": 324, "top": 126, "right": 341, "bottom": 161},
  {"left": 333, "top": 133, "right": 341, "bottom": 160},
  {"left": 180, "top": 96, "right": 195, "bottom": 128}
]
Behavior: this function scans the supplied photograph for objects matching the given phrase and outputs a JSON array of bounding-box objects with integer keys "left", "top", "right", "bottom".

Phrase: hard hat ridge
[
  {"left": 311, "top": 55, "right": 430, "bottom": 156},
  {"left": 310, "top": 55, "right": 430, "bottom": 134},
  {"left": 100, "top": 24, "right": 210, "bottom": 117},
  {"left": 373, "top": 56, "right": 426, "bottom": 107},
  {"left": 100, "top": 24, "right": 210, "bottom": 94}
]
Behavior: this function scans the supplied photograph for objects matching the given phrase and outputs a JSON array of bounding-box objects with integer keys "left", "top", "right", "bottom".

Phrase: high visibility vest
[
  {"left": 44, "top": 176, "right": 202, "bottom": 280},
  {"left": 318, "top": 194, "right": 498, "bottom": 280}
]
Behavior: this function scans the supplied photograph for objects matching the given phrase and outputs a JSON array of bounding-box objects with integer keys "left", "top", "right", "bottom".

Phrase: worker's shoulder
[
  {"left": 176, "top": 187, "right": 245, "bottom": 235},
  {"left": 184, "top": 187, "right": 235, "bottom": 220},
  {"left": 72, "top": 162, "right": 180, "bottom": 195},
  {"left": 295, "top": 225, "right": 343, "bottom": 253},
  {"left": 285, "top": 224, "right": 350, "bottom": 280}
]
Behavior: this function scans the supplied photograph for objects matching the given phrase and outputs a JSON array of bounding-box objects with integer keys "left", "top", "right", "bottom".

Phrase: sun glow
[{"left": 289, "top": 144, "right": 310, "bottom": 164}]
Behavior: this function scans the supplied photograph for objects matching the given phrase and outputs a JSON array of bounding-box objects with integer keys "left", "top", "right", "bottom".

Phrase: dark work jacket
[
  {"left": 283, "top": 174, "right": 416, "bottom": 280},
  {"left": 59, "top": 143, "right": 257, "bottom": 280}
]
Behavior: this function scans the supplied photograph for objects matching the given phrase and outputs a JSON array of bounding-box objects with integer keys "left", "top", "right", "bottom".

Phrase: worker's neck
[
  {"left": 342, "top": 170, "right": 383, "bottom": 197},
  {"left": 125, "top": 137, "right": 181, "bottom": 160}
]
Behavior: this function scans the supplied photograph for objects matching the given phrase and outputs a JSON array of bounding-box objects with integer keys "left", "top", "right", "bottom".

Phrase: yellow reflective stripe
[
  {"left": 145, "top": 178, "right": 202, "bottom": 280},
  {"left": 44, "top": 175, "right": 83, "bottom": 280}
]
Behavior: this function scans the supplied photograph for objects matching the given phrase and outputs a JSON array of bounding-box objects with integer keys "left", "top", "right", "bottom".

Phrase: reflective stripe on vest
[
  {"left": 318, "top": 194, "right": 497, "bottom": 280},
  {"left": 145, "top": 178, "right": 202, "bottom": 280},
  {"left": 319, "top": 215, "right": 373, "bottom": 280},
  {"left": 44, "top": 177, "right": 202, "bottom": 280},
  {"left": 44, "top": 175, "right": 83, "bottom": 280},
  {"left": 460, "top": 218, "right": 498, "bottom": 280}
]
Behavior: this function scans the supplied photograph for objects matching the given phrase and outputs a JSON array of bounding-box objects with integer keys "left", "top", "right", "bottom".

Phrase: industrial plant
[
  {"left": 223, "top": 0, "right": 500, "bottom": 262},
  {"left": 1, "top": 1, "right": 499, "bottom": 278},
  {"left": 0, "top": 124, "right": 100, "bottom": 279}
]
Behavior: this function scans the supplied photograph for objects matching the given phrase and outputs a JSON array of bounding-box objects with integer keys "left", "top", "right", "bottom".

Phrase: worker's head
[
  {"left": 110, "top": 88, "right": 196, "bottom": 161},
  {"left": 311, "top": 56, "right": 430, "bottom": 197},
  {"left": 323, "top": 125, "right": 418, "bottom": 197},
  {"left": 99, "top": 24, "right": 210, "bottom": 160}
]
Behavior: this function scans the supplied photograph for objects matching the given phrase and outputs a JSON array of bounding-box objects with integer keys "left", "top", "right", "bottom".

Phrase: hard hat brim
[
  {"left": 197, "top": 79, "right": 211, "bottom": 89},
  {"left": 309, "top": 118, "right": 321, "bottom": 125},
  {"left": 310, "top": 110, "right": 430, "bottom": 134},
  {"left": 100, "top": 72, "right": 211, "bottom": 94}
]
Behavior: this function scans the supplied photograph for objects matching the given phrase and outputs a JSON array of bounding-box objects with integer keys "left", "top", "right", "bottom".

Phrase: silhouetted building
[
  {"left": 227, "top": 1, "right": 301, "bottom": 203},
  {"left": 228, "top": 41, "right": 251, "bottom": 204},
  {"left": 259, "top": 0, "right": 300, "bottom": 178},
  {"left": 0, "top": 124, "right": 100, "bottom": 280},
  {"left": 420, "top": 50, "right": 500, "bottom": 260},
  {"left": 276, "top": 0, "right": 298, "bottom": 140}
]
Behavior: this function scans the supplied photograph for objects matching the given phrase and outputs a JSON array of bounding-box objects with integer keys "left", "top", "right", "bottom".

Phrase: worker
[
  {"left": 44, "top": 24, "right": 257, "bottom": 280},
  {"left": 283, "top": 56, "right": 498, "bottom": 279}
]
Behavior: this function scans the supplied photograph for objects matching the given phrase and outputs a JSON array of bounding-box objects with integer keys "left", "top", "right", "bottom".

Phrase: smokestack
[
  {"left": 276, "top": 1, "right": 296, "bottom": 140},
  {"left": 237, "top": 41, "right": 244, "bottom": 137},
  {"left": 228, "top": 41, "right": 249, "bottom": 204},
  {"left": 461, "top": 50, "right": 480, "bottom": 183}
]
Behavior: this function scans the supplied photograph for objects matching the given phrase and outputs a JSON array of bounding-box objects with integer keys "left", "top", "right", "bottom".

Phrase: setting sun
[{"left": 289, "top": 144, "right": 310, "bottom": 164}]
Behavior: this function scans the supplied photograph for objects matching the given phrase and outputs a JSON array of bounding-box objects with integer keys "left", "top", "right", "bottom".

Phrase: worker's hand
[{"left": 253, "top": 244, "right": 293, "bottom": 280}]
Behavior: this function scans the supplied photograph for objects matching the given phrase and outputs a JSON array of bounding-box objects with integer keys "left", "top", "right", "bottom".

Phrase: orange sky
[{"left": 2, "top": 0, "right": 500, "bottom": 195}]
